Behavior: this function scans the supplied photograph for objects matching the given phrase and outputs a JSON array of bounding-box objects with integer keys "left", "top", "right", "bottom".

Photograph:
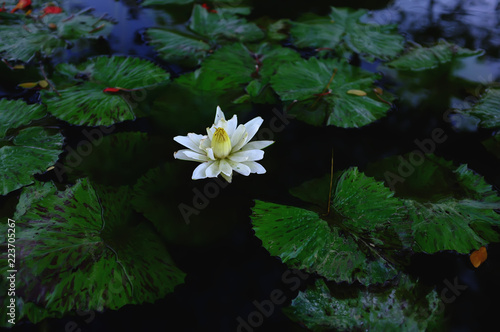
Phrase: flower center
[{"left": 212, "top": 127, "right": 231, "bottom": 159}]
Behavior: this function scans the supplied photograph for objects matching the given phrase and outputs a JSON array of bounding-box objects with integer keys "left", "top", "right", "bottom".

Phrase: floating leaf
[
  {"left": 43, "top": 56, "right": 170, "bottom": 126},
  {"left": 386, "top": 40, "right": 484, "bottom": 71},
  {"left": 271, "top": 57, "right": 392, "bottom": 127},
  {"left": 454, "top": 89, "right": 500, "bottom": 129},
  {"left": 0, "top": 179, "right": 185, "bottom": 326},
  {"left": 146, "top": 28, "right": 211, "bottom": 67},
  {"left": 0, "top": 99, "right": 45, "bottom": 138},
  {"left": 470, "top": 246, "right": 488, "bottom": 268},
  {"left": 290, "top": 7, "right": 404, "bottom": 61},
  {"left": 0, "top": 13, "right": 114, "bottom": 62},
  {"left": 252, "top": 168, "right": 411, "bottom": 285},
  {"left": 366, "top": 154, "right": 500, "bottom": 253},
  {"left": 285, "top": 277, "right": 444, "bottom": 331},
  {"left": 0, "top": 99, "right": 63, "bottom": 196},
  {"left": 146, "top": 5, "right": 263, "bottom": 66},
  {"left": 183, "top": 42, "right": 301, "bottom": 99}
]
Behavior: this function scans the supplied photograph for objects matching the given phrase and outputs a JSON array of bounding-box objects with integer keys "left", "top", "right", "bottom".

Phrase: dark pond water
[{"left": 2, "top": 0, "right": 500, "bottom": 331}]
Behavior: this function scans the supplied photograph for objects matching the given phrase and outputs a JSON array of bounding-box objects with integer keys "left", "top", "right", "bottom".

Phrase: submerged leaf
[{"left": 285, "top": 277, "right": 444, "bottom": 331}]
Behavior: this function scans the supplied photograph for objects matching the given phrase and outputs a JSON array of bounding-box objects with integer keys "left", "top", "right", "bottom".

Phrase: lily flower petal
[
  {"left": 206, "top": 160, "right": 222, "bottom": 177},
  {"left": 227, "top": 160, "right": 251, "bottom": 176},
  {"left": 242, "top": 117, "right": 264, "bottom": 145},
  {"left": 241, "top": 140, "right": 274, "bottom": 151},
  {"left": 173, "top": 106, "right": 273, "bottom": 182},
  {"left": 192, "top": 161, "right": 213, "bottom": 179},
  {"left": 228, "top": 150, "right": 264, "bottom": 162},
  {"left": 174, "top": 135, "right": 204, "bottom": 153},
  {"left": 174, "top": 149, "right": 209, "bottom": 162},
  {"left": 244, "top": 161, "right": 267, "bottom": 174}
]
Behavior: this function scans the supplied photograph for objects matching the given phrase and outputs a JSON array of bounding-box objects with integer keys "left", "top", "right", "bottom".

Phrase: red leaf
[
  {"left": 0, "top": 3, "right": 6, "bottom": 12},
  {"left": 103, "top": 87, "right": 121, "bottom": 94},
  {"left": 10, "top": 0, "right": 31, "bottom": 13},
  {"left": 43, "top": 5, "right": 63, "bottom": 15},
  {"left": 201, "top": 3, "right": 217, "bottom": 13}
]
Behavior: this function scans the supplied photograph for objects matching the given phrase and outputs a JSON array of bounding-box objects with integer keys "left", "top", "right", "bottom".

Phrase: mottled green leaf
[
  {"left": 0, "top": 99, "right": 46, "bottom": 138},
  {"left": 252, "top": 168, "right": 411, "bottom": 285},
  {"left": 455, "top": 89, "right": 500, "bottom": 129},
  {"left": 147, "top": 5, "right": 263, "bottom": 66},
  {"left": 252, "top": 201, "right": 398, "bottom": 285},
  {"left": 271, "top": 57, "right": 392, "bottom": 127},
  {"left": 0, "top": 99, "right": 62, "bottom": 195},
  {"left": 189, "top": 4, "right": 263, "bottom": 41},
  {"left": 0, "top": 179, "right": 185, "bottom": 326},
  {"left": 387, "top": 40, "right": 484, "bottom": 71},
  {"left": 43, "top": 56, "right": 170, "bottom": 126},
  {"left": 365, "top": 154, "right": 500, "bottom": 253},
  {"left": 187, "top": 42, "right": 301, "bottom": 96},
  {"left": 285, "top": 277, "right": 443, "bottom": 331},
  {"left": 290, "top": 7, "right": 404, "bottom": 61},
  {"left": 0, "top": 14, "right": 114, "bottom": 62},
  {"left": 146, "top": 28, "right": 211, "bottom": 66}
]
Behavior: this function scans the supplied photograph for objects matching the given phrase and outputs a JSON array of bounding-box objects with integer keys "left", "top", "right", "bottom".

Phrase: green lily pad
[
  {"left": 180, "top": 42, "right": 300, "bottom": 101},
  {"left": 454, "top": 88, "right": 500, "bottom": 129},
  {"left": 0, "top": 99, "right": 63, "bottom": 196},
  {"left": 386, "top": 40, "right": 484, "bottom": 71},
  {"left": 43, "top": 56, "right": 170, "bottom": 126},
  {"left": 146, "top": 5, "right": 264, "bottom": 66},
  {"left": 0, "top": 99, "right": 46, "bottom": 138},
  {"left": 0, "top": 13, "right": 114, "bottom": 62},
  {"left": 284, "top": 277, "right": 443, "bottom": 331},
  {"left": 0, "top": 179, "right": 185, "bottom": 326},
  {"left": 290, "top": 7, "right": 404, "bottom": 61},
  {"left": 252, "top": 168, "right": 410, "bottom": 285},
  {"left": 365, "top": 154, "right": 500, "bottom": 253},
  {"left": 270, "top": 57, "right": 392, "bottom": 127}
]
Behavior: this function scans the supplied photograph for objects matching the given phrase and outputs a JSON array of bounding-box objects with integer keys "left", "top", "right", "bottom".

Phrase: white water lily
[{"left": 173, "top": 106, "right": 274, "bottom": 183}]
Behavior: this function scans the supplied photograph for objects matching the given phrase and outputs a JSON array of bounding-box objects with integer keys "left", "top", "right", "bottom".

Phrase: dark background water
[{"left": 2, "top": 0, "right": 500, "bottom": 331}]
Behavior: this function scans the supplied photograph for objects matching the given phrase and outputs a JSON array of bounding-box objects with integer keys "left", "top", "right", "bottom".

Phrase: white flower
[{"left": 173, "top": 106, "right": 274, "bottom": 183}]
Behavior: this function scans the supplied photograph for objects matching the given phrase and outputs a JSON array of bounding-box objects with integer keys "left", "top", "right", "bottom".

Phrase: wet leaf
[
  {"left": 43, "top": 56, "right": 170, "bottom": 126},
  {"left": 252, "top": 168, "right": 411, "bottom": 285},
  {"left": 0, "top": 179, "right": 185, "bottom": 326},
  {"left": 271, "top": 57, "right": 392, "bottom": 127},
  {"left": 146, "top": 5, "right": 263, "bottom": 66},
  {"left": 0, "top": 99, "right": 63, "bottom": 196},
  {"left": 290, "top": 7, "right": 404, "bottom": 61},
  {"left": 285, "top": 277, "right": 444, "bottom": 331},
  {"left": 0, "top": 13, "right": 114, "bottom": 62},
  {"left": 386, "top": 40, "right": 484, "bottom": 71},
  {"left": 454, "top": 88, "right": 500, "bottom": 129}
]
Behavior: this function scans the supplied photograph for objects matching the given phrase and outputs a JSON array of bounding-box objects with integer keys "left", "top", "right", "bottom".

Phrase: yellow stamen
[{"left": 212, "top": 127, "right": 231, "bottom": 159}]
